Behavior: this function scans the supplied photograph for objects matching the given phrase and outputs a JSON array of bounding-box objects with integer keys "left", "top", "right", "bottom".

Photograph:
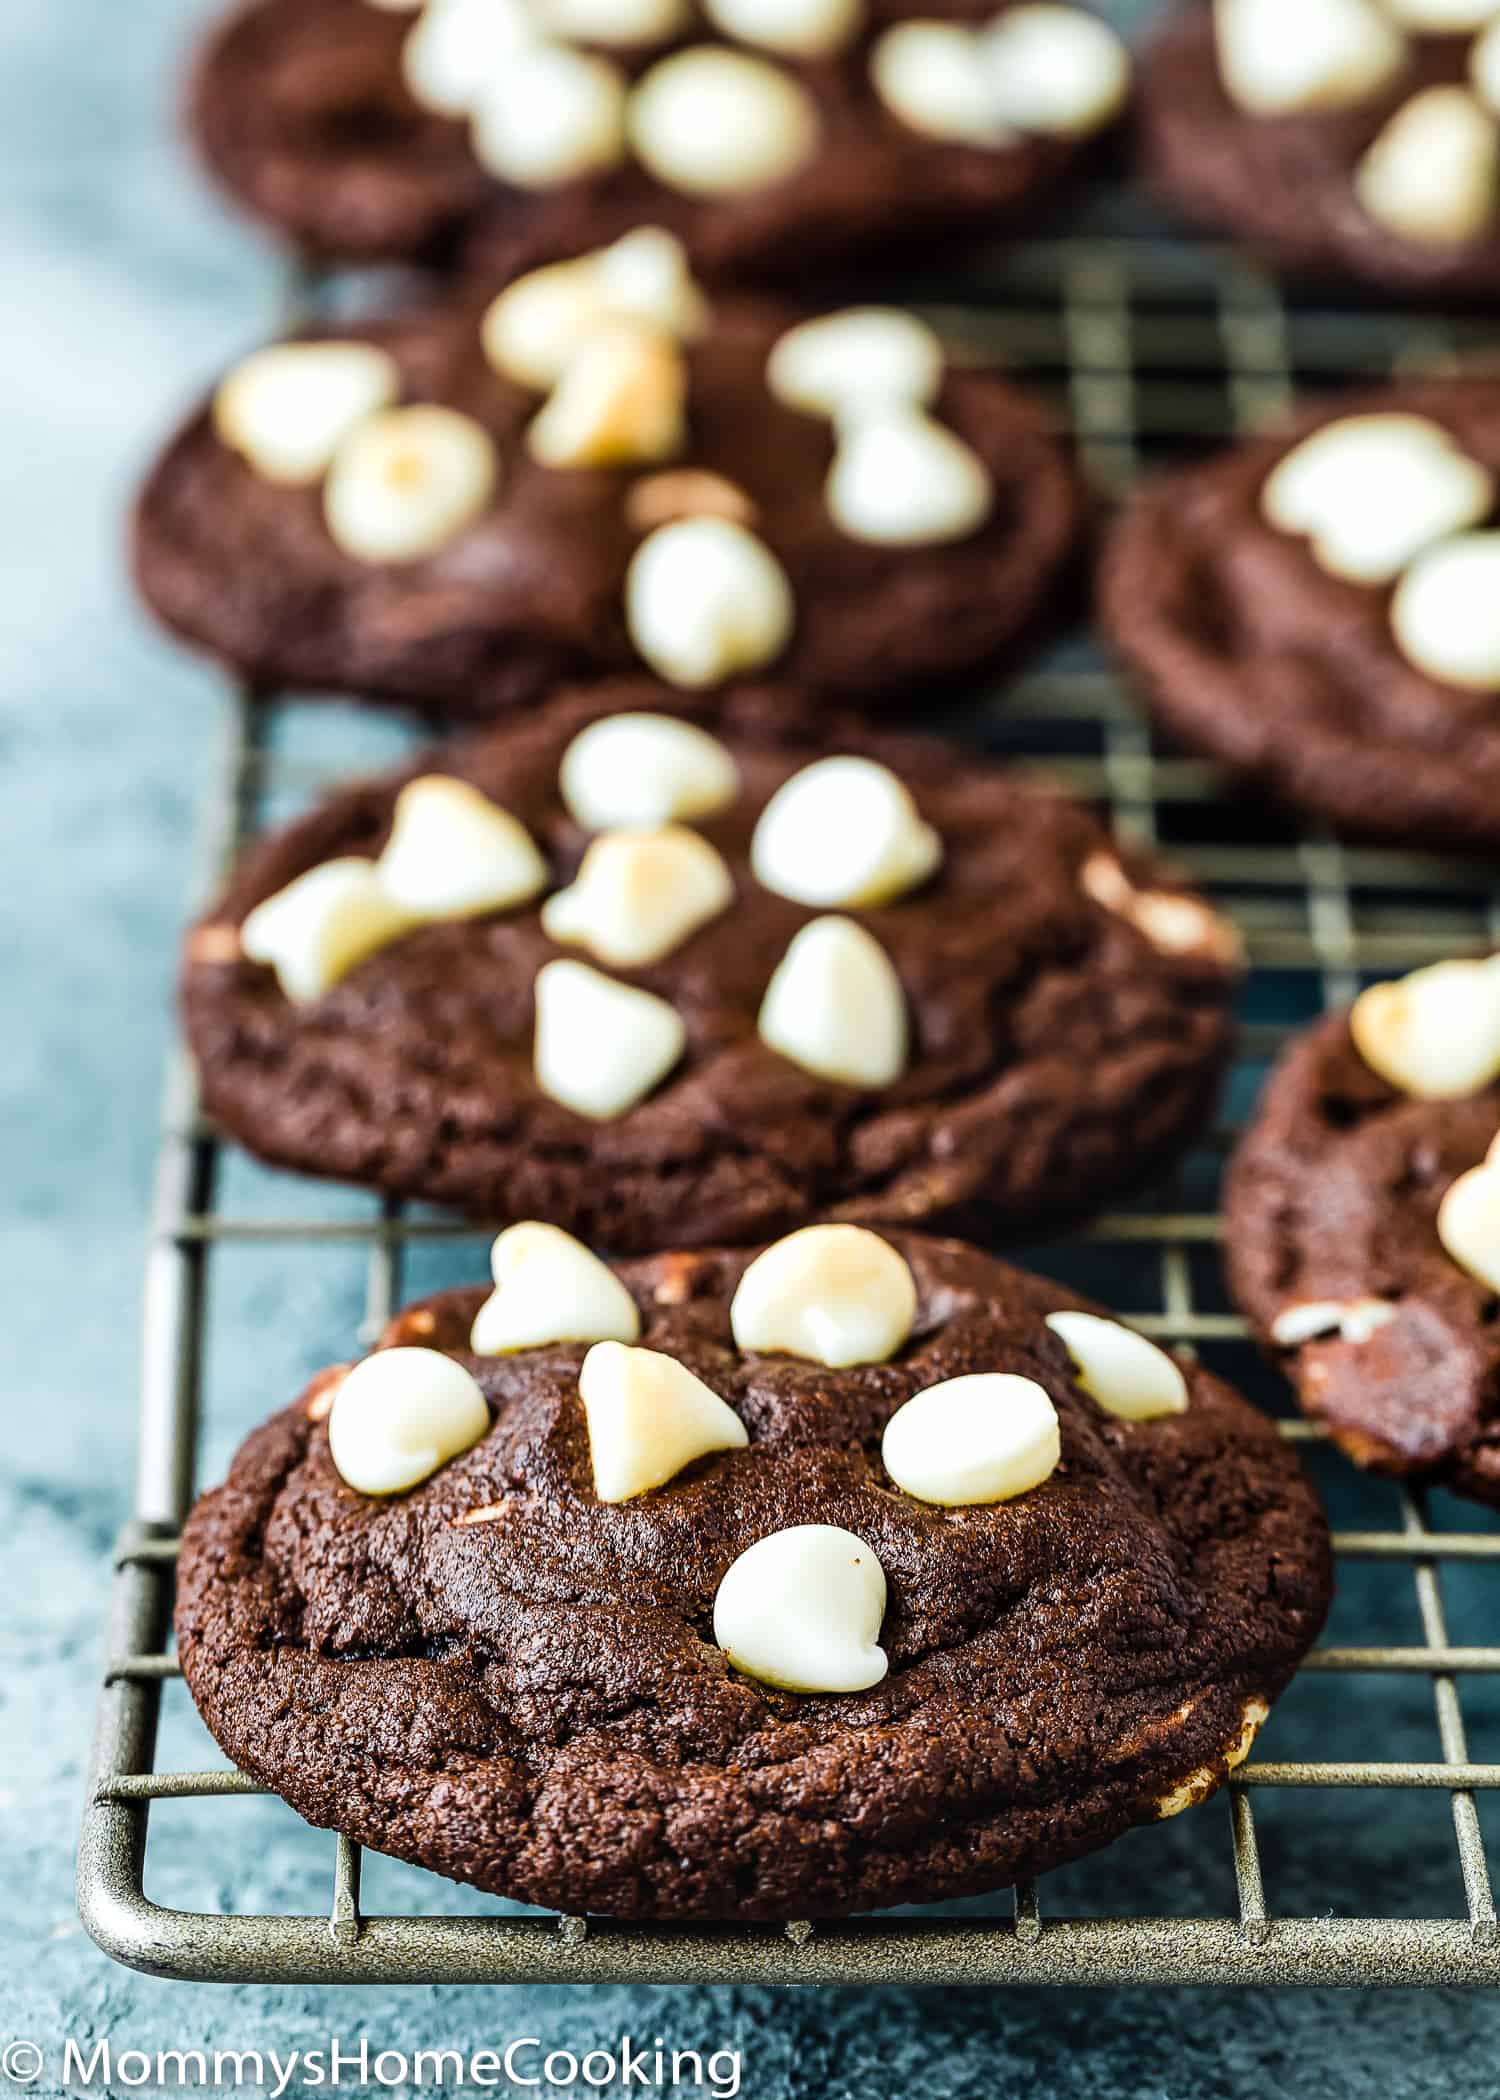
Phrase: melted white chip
[
  {"left": 1350, "top": 955, "right": 1500, "bottom": 1099},
  {"left": 482, "top": 228, "right": 708, "bottom": 390},
  {"left": 1046, "top": 1310, "right": 1190, "bottom": 1421},
  {"left": 471, "top": 1221, "right": 641, "bottom": 1355},
  {"left": 471, "top": 43, "right": 629, "bottom": 187},
  {"left": 240, "top": 858, "right": 413, "bottom": 1005},
  {"left": 328, "top": 1347, "right": 489, "bottom": 1496},
  {"left": 1213, "top": 0, "right": 1407, "bottom": 115},
  {"left": 542, "top": 825, "right": 733, "bottom": 965},
  {"left": 527, "top": 322, "right": 687, "bottom": 469},
  {"left": 883, "top": 1372, "right": 1061, "bottom": 1505},
  {"left": 704, "top": 0, "right": 863, "bottom": 55},
  {"left": 1270, "top": 1297, "right": 1398, "bottom": 1348},
  {"left": 629, "top": 47, "right": 821, "bottom": 194},
  {"left": 323, "top": 406, "right": 498, "bottom": 563},
  {"left": 533, "top": 958, "right": 686, "bottom": 1118},
  {"left": 714, "top": 1525, "right": 889, "bottom": 1692},
  {"left": 1260, "top": 414, "right": 1494, "bottom": 586},
  {"left": 730, "top": 1224, "right": 917, "bottom": 1367},
  {"left": 1390, "top": 533, "right": 1500, "bottom": 691},
  {"left": 1438, "top": 1133, "right": 1500, "bottom": 1293},
  {"left": 1355, "top": 86, "right": 1500, "bottom": 247},
  {"left": 758, "top": 916, "right": 908, "bottom": 1087},
  {"left": 560, "top": 712, "right": 739, "bottom": 831},
  {"left": 767, "top": 308, "right": 944, "bottom": 423},
  {"left": 214, "top": 342, "right": 400, "bottom": 487},
  {"left": 751, "top": 755, "right": 941, "bottom": 908},
  {"left": 377, "top": 775, "right": 548, "bottom": 917},
  {"left": 579, "top": 1340, "right": 747, "bottom": 1501},
  {"left": 981, "top": 6, "right": 1131, "bottom": 137},
  {"left": 402, "top": 0, "right": 538, "bottom": 117},
  {"left": 626, "top": 516, "right": 795, "bottom": 687},
  {"left": 871, "top": 20, "right": 1017, "bottom": 144},
  {"left": 827, "top": 409, "right": 993, "bottom": 545}
]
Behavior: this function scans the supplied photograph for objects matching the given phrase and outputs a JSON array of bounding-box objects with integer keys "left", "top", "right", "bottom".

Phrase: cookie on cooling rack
[
  {"left": 180, "top": 682, "right": 1241, "bottom": 1249},
  {"left": 174, "top": 1225, "right": 1332, "bottom": 1920},
  {"left": 134, "top": 258, "right": 1081, "bottom": 721},
  {"left": 1138, "top": 1, "right": 1500, "bottom": 297},
  {"left": 188, "top": 0, "right": 1131, "bottom": 273},
  {"left": 1228, "top": 952, "right": 1500, "bottom": 1507},
  {"left": 1099, "top": 379, "right": 1500, "bottom": 852}
]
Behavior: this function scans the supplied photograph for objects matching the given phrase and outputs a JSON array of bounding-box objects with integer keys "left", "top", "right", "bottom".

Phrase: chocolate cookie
[
  {"left": 1227, "top": 953, "right": 1500, "bottom": 1508},
  {"left": 134, "top": 282, "right": 1081, "bottom": 722},
  {"left": 1099, "top": 379, "right": 1500, "bottom": 852},
  {"left": 1138, "top": 3, "right": 1500, "bottom": 298},
  {"left": 181, "top": 683, "right": 1240, "bottom": 1249},
  {"left": 175, "top": 1227, "right": 1332, "bottom": 1920},
  {"left": 189, "top": 0, "right": 1129, "bottom": 274}
]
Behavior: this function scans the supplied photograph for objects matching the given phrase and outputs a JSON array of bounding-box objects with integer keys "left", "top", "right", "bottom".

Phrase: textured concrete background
[{"left": 7, "top": 0, "right": 1500, "bottom": 2090}]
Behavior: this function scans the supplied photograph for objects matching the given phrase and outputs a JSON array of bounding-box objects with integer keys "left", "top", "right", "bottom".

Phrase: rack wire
[{"left": 78, "top": 228, "right": 1500, "bottom": 1986}]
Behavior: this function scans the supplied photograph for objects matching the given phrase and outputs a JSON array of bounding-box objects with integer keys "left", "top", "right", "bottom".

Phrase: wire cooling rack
[{"left": 77, "top": 229, "right": 1500, "bottom": 1987}]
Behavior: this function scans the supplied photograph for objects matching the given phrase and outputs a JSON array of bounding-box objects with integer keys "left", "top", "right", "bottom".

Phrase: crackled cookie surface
[
  {"left": 1228, "top": 955, "right": 1500, "bottom": 1506},
  {"left": 189, "top": 0, "right": 1128, "bottom": 271},
  {"left": 1140, "top": 1, "right": 1500, "bottom": 296},
  {"left": 181, "top": 683, "right": 1239, "bottom": 1249},
  {"left": 175, "top": 1230, "right": 1331, "bottom": 1920},
  {"left": 135, "top": 278, "right": 1080, "bottom": 721},
  {"left": 1100, "top": 380, "right": 1500, "bottom": 851}
]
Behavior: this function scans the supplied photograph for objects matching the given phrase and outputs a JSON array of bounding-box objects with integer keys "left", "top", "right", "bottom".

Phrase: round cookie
[
  {"left": 189, "top": 0, "right": 1129, "bottom": 273},
  {"left": 1138, "top": 3, "right": 1500, "bottom": 299},
  {"left": 1099, "top": 379, "right": 1500, "bottom": 852},
  {"left": 1227, "top": 954, "right": 1500, "bottom": 1507},
  {"left": 135, "top": 285, "right": 1081, "bottom": 722},
  {"left": 174, "top": 1229, "right": 1332, "bottom": 1921},
  {"left": 181, "top": 684, "right": 1241, "bottom": 1249}
]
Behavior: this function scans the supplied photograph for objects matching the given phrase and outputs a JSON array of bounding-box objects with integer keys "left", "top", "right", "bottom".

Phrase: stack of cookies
[{"left": 146, "top": 0, "right": 1500, "bottom": 1925}]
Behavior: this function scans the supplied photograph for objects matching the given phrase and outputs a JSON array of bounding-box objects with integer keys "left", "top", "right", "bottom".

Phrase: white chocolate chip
[
  {"left": 324, "top": 406, "right": 498, "bottom": 563},
  {"left": 626, "top": 469, "right": 757, "bottom": 532},
  {"left": 1260, "top": 415, "right": 1494, "bottom": 586},
  {"left": 328, "top": 1346, "right": 489, "bottom": 1496},
  {"left": 402, "top": 0, "right": 538, "bottom": 117},
  {"left": 625, "top": 516, "right": 795, "bottom": 687},
  {"left": 870, "top": 21, "right": 1018, "bottom": 146},
  {"left": 826, "top": 409, "right": 993, "bottom": 546},
  {"left": 1156, "top": 1699, "right": 1267, "bottom": 1819},
  {"left": 377, "top": 775, "right": 548, "bottom": 917},
  {"left": 1350, "top": 955, "right": 1500, "bottom": 1099},
  {"left": 533, "top": 957, "right": 686, "bottom": 1118},
  {"left": 471, "top": 43, "right": 629, "bottom": 188},
  {"left": 1475, "top": 19, "right": 1500, "bottom": 115},
  {"left": 1045, "top": 1310, "right": 1189, "bottom": 1421},
  {"left": 882, "top": 1372, "right": 1060, "bottom": 1505},
  {"left": 1385, "top": 0, "right": 1500, "bottom": 27},
  {"left": 535, "top": 0, "right": 692, "bottom": 41},
  {"left": 1391, "top": 533, "right": 1500, "bottom": 691},
  {"left": 579, "top": 1340, "right": 747, "bottom": 1501},
  {"left": 1355, "top": 87, "right": 1500, "bottom": 247},
  {"left": 730, "top": 1224, "right": 917, "bottom": 1368},
  {"left": 766, "top": 308, "right": 944, "bottom": 422},
  {"left": 1213, "top": 0, "right": 1406, "bottom": 115},
  {"left": 240, "top": 858, "right": 413, "bottom": 1005},
  {"left": 471, "top": 1221, "right": 641, "bottom": 1355},
  {"left": 1269, "top": 1298, "right": 1398, "bottom": 1347},
  {"left": 542, "top": 825, "right": 733, "bottom": 965},
  {"left": 482, "top": 229, "right": 707, "bottom": 391},
  {"left": 1080, "top": 854, "right": 1244, "bottom": 968},
  {"left": 759, "top": 916, "right": 908, "bottom": 1087},
  {"left": 981, "top": 6, "right": 1131, "bottom": 138},
  {"left": 628, "top": 47, "right": 820, "bottom": 195},
  {"left": 703, "top": 0, "right": 863, "bottom": 58},
  {"left": 528, "top": 322, "right": 687, "bottom": 470},
  {"left": 560, "top": 712, "right": 740, "bottom": 830},
  {"left": 751, "top": 755, "right": 941, "bottom": 908},
  {"left": 213, "top": 343, "right": 400, "bottom": 487},
  {"left": 1438, "top": 1133, "right": 1500, "bottom": 1292},
  {"left": 713, "top": 1524, "right": 888, "bottom": 1692}
]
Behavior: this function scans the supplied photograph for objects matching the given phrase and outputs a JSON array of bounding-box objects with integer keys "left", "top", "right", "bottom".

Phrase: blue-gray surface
[{"left": 6, "top": 1, "right": 1500, "bottom": 2091}]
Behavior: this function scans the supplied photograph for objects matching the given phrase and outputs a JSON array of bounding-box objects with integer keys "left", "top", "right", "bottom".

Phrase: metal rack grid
[{"left": 78, "top": 231, "right": 1500, "bottom": 1987}]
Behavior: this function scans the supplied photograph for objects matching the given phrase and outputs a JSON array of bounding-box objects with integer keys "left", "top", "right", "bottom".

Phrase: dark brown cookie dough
[
  {"left": 1227, "top": 996, "right": 1500, "bottom": 1507},
  {"left": 181, "top": 683, "right": 1239, "bottom": 1249},
  {"left": 189, "top": 0, "right": 1105, "bottom": 273},
  {"left": 1138, "top": 5, "right": 1500, "bottom": 299},
  {"left": 1098, "top": 378, "right": 1500, "bottom": 853},
  {"left": 134, "top": 296, "right": 1081, "bottom": 724},
  {"left": 174, "top": 1233, "right": 1332, "bottom": 1921}
]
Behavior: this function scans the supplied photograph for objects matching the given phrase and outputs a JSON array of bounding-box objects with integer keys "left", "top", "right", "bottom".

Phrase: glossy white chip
[
  {"left": 751, "top": 756, "right": 941, "bottom": 908},
  {"left": 882, "top": 1372, "right": 1061, "bottom": 1504},
  {"left": 377, "top": 775, "right": 548, "bottom": 918},
  {"left": 628, "top": 47, "right": 821, "bottom": 194},
  {"left": 758, "top": 916, "right": 908, "bottom": 1088},
  {"left": 402, "top": 0, "right": 537, "bottom": 118},
  {"left": 471, "top": 1221, "right": 642, "bottom": 1355},
  {"left": 1350, "top": 955, "right": 1500, "bottom": 1100},
  {"left": 542, "top": 825, "right": 733, "bottom": 965},
  {"left": 870, "top": 21, "right": 1017, "bottom": 145},
  {"left": 1046, "top": 1310, "right": 1190, "bottom": 1421},
  {"left": 1269, "top": 1297, "right": 1398, "bottom": 1348},
  {"left": 579, "top": 1340, "right": 747, "bottom": 1501},
  {"left": 1355, "top": 87, "right": 1500, "bottom": 247},
  {"left": 730, "top": 1225, "right": 918, "bottom": 1368},
  {"left": 1438, "top": 1133, "right": 1500, "bottom": 1293},
  {"left": 1260, "top": 414, "right": 1493, "bottom": 586},
  {"left": 533, "top": 958, "right": 686, "bottom": 1118},
  {"left": 328, "top": 1347, "right": 489, "bottom": 1496},
  {"left": 713, "top": 1525, "right": 889, "bottom": 1692},
  {"left": 1390, "top": 533, "right": 1500, "bottom": 691},
  {"left": 482, "top": 228, "right": 708, "bottom": 390},
  {"left": 766, "top": 308, "right": 945, "bottom": 422},
  {"left": 323, "top": 406, "right": 498, "bottom": 563},
  {"left": 827, "top": 409, "right": 993, "bottom": 545},
  {"left": 471, "top": 43, "right": 629, "bottom": 188},
  {"left": 528, "top": 322, "right": 687, "bottom": 469},
  {"left": 1213, "top": 0, "right": 1406, "bottom": 116},
  {"left": 704, "top": 0, "right": 863, "bottom": 57},
  {"left": 981, "top": 6, "right": 1131, "bottom": 138},
  {"left": 240, "top": 858, "right": 413, "bottom": 1005},
  {"left": 213, "top": 342, "right": 399, "bottom": 487},
  {"left": 560, "top": 712, "right": 740, "bottom": 831},
  {"left": 625, "top": 516, "right": 795, "bottom": 687}
]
